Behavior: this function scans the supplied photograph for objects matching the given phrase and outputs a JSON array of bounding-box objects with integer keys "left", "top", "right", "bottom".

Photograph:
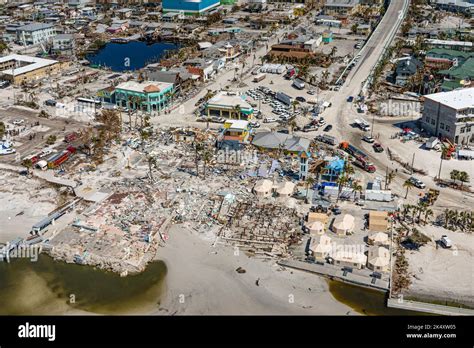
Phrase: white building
[
  {"left": 421, "top": 88, "right": 474, "bottom": 145},
  {"left": 16, "top": 22, "right": 56, "bottom": 46}
]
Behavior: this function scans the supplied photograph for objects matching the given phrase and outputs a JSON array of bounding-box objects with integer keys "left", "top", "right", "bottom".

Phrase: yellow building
[
  {"left": 0, "top": 54, "right": 63, "bottom": 85},
  {"left": 205, "top": 92, "right": 253, "bottom": 120}
]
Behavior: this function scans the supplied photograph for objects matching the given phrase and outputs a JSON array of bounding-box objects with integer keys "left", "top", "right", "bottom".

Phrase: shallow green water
[
  {"left": 328, "top": 280, "right": 427, "bottom": 315},
  {"left": 0, "top": 255, "right": 167, "bottom": 315}
]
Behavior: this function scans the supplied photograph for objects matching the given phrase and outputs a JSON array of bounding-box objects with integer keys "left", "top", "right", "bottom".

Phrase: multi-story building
[
  {"left": 430, "top": 0, "right": 474, "bottom": 16},
  {"left": 162, "top": 0, "right": 221, "bottom": 15},
  {"left": 114, "top": 80, "right": 174, "bottom": 113},
  {"left": 0, "top": 54, "right": 61, "bottom": 85},
  {"left": 16, "top": 22, "right": 56, "bottom": 46},
  {"left": 421, "top": 88, "right": 474, "bottom": 145},
  {"left": 323, "top": 0, "right": 360, "bottom": 15},
  {"left": 52, "top": 34, "right": 75, "bottom": 55}
]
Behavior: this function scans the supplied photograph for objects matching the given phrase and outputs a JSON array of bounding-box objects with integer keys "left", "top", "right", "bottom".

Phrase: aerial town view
[{"left": 0, "top": 0, "right": 473, "bottom": 328}]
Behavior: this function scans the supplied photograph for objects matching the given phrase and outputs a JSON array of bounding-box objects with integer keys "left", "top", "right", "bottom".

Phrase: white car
[
  {"left": 39, "top": 148, "right": 53, "bottom": 157},
  {"left": 12, "top": 119, "right": 24, "bottom": 126},
  {"left": 264, "top": 117, "right": 277, "bottom": 123},
  {"left": 439, "top": 235, "right": 452, "bottom": 248},
  {"left": 408, "top": 177, "right": 426, "bottom": 189},
  {"left": 362, "top": 135, "right": 375, "bottom": 143}
]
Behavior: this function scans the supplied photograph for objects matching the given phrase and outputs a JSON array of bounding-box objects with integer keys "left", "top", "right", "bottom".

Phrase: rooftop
[
  {"left": 425, "top": 88, "right": 474, "bottom": 110},
  {"left": 116, "top": 80, "right": 173, "bottom": 94},
  {"left": 0, "top": 54, "right": 58, "bottom": 76}
]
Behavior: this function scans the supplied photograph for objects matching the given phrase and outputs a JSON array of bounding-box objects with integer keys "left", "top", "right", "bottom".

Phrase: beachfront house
[
  {"left": 331, "top": 214, "right": 355, "bottom": 236},
  {"left": 367, "top": 246, "right": 390, "bottom": 273},
  {"left": 309, "top": 234, "right": 332, "bottom": 261}
]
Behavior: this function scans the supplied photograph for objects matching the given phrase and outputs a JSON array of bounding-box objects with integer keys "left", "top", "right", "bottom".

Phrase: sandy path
[{"left": 154, "top": 225, "right": 355, "bottom": 315}]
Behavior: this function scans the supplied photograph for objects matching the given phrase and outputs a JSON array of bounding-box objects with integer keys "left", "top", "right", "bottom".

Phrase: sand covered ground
[
  {"left": 404, "top": 225, "right": 474, "bottom": 307},
  {"left": 0, "top": 169, "right": 59, "bottom": 243},
  {"left": 155, "top": 225, "right": 355, "bottom": 315}
]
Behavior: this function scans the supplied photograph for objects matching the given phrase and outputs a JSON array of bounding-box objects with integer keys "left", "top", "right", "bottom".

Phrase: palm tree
[
  {"left": 344, "top": 162, "right": 355, "bottom": 177},
  {"left": 232, "top": 104, "right": 241, "bottom": 119},
  {"left": 458, "top": 171, "right": 470, "bottom": 188},
  {"left": 402, "top": 204, "right": 412, "bottom": 221},
  {"left": 288, "top": 119, "right": 297, "bottom": 134},
  {"left": 450, "top": 169, "right": 460, "bottom": 185},
  {"left": 385, "top": 171, "right": 396, "bottom": 189},
  {"left": 417, "top": 202, "right": 427, "bottom": 224},
  {"left": 147, "top": 155, "right": 157, "bottom": 183},
  {"left": 329, "top": 46, "right": 338, "bottom": 60},
  {"left": 443, "top": 208, "right": 451, "bottom": 229},
  {"left": 423, "top": 208, "right": 433, "bottom": 225},
  {"left": 336, "top": 175, "right": 349, "bottom": 202},
  {"left": 201, "top": 150, "right": 212, "bottom": 177},
  {"left": 403, "top": 179, "right": 414, "bottom": 199},
  {"left": 351, "top": 181, "right": 363, "bottom": 201},
  {"left": 194, "top": 142, "right": 204, "bottom": 176},
  {"left": 291, "top": 100, "right": 300, "bottom": 113},
  {"left": 305, "top": 176, "right": 315, "bottom": 200}
]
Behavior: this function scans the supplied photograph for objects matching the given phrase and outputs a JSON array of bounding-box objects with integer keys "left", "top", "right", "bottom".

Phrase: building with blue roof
[{"left": 162, "top": 0, "right": 221, "bottom": 15}]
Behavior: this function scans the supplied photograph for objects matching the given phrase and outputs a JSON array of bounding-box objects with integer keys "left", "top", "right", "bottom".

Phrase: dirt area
[
  {"left": 404, "top": 225, "right": 474, "bottom": 308},
  {"left": 0, "top": 169, "right": 59, "bottom": 243}
]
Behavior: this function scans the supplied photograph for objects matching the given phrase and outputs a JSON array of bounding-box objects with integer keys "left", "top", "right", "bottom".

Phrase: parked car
[
  {"left": 439, "top": 235, "right": 452, "bottom": 248},
  {"left": 323, "top": 124, "right": 333, "bottom": 132},
  {"left": 408, "top": 177, "right": 426, "bottom": 189},
  {"left": 362, "top": 135, "right": 375, "bottom": 143},
  {"left": 12, "top": 119, "right": 24, "bottom": 126},
  {"left": 347, "top": 96, "right": 354, "bottom": 102},
  {"left": 373, "top": 143, "right": 384, "bottom": 152},
  {"left": 307, "top": 89, "right": 316, "bottom": 95},
  {"left": 296, "top": 96, "right": 306, "bottom": 103},
  {"left": 44, "top": 99, "right": 57, "bottom": 107},
  {"left": 263, "top": 117, "right": 277, "bottom": 123}
]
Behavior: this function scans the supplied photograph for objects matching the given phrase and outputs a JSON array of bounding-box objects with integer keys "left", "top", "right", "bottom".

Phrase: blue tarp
[{"left": 327, "top": 157, "right": 345, "bottom": 172}]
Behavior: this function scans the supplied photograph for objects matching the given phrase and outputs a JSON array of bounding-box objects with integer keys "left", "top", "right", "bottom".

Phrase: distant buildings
[
  {"left": 162, "top": 0, "right": 221, "bottom": 15},
  {"left": 430, "top": 0, "right": 474, "bottom": 16},
  {"left": 323, "top": 0, "right": 360, "bottom": 15},
  {"left": 421, "top": 88, "right": 474, "bottom": 145}
]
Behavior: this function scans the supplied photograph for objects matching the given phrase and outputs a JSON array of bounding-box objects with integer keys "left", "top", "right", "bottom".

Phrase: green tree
[
  {"left": 403, "top": 179, "right": 414, "bottom": 199},
  {"left": 450, "top": 169, "right": 460, "bottom": 185},
  {"left": 458, "top": 171, "right": 470, "bottom": 188}
]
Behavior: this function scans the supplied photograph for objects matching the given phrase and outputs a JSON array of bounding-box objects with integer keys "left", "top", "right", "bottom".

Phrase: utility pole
[{"left": 371, "top": 113, "right": 375, "bottom": 137}]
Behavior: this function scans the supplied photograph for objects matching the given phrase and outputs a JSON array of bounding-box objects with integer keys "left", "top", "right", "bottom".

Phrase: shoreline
[{"left": 153, "top": 224, "right": 356, "bottom": 315}]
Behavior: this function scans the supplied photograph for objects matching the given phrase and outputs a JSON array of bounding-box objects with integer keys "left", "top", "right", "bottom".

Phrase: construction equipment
[
  {"left": 421, "top": 189, "right": 440, "bottom": 205},
  {"left": 441, "top": 137, "right": 455, "bottom": 160}
]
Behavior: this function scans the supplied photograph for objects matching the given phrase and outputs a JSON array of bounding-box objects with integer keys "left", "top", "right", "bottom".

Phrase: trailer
[
  {"left": 276, "top": 92, "right": 293, "bottom": 106},
  {"left": 253, "top": 73, "right": 266, "bottom": 83},
  {"left": 315, "top": 134, "right": 336, "bottom": 146},
  {"left": 46, "top": 146, "right": 76, "bottom": 169}
]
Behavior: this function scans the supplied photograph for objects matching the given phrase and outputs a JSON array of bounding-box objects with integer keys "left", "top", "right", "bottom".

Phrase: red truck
[
  {"left": 353, "top": 156, "right": 376, "bottom": 173},
  {"left": 339, "top": 142, "right": 376, "bottom": 173},
  {"left": 64, "top": 132, "right": 78, "bottom": 143}
]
